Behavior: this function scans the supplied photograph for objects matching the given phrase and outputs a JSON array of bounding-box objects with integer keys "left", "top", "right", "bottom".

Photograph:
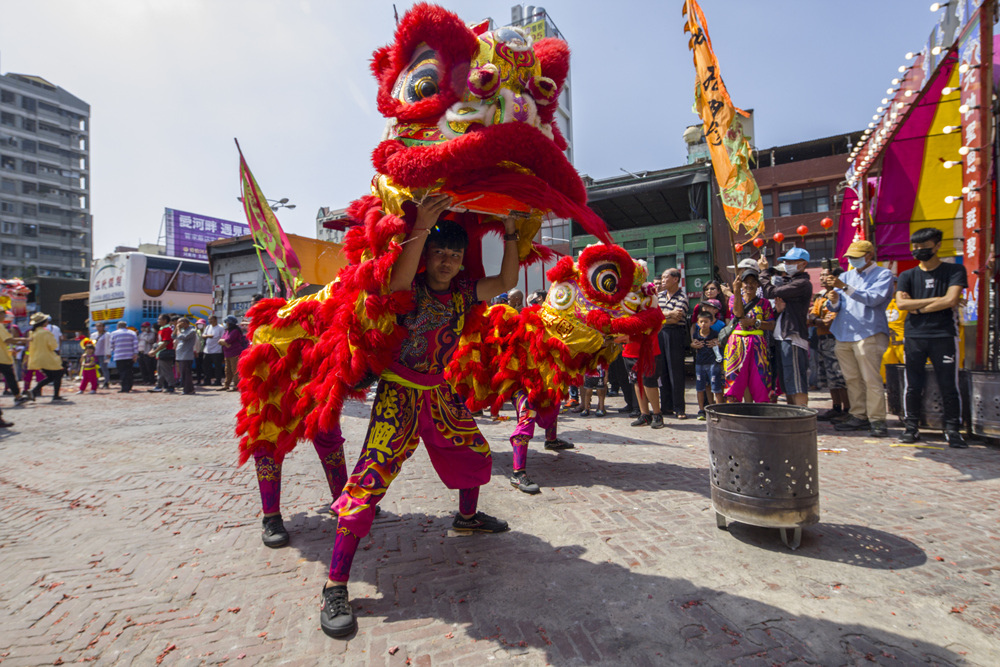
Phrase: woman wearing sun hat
[{"left": 26, "top": 312, "right": 66, "bottom": 402}]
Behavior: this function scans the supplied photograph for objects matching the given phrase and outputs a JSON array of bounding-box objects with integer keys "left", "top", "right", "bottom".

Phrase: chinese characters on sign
[
  {"left": 958, "top": 13, "right": 985, "bottom": 325},
  {"left": 164, "top": 208, "right": 249, "bottom": 260}
]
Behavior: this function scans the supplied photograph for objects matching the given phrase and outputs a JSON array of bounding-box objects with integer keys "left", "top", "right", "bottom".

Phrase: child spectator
[
  {"left": 692, "top": 310, "right": 724, "bottom": 418},
  {"left": 78, "top": 340, "right": 99, "bottom": 393},
  {"left": 579, "top": 367, "right": 608, "bottom": 417}
]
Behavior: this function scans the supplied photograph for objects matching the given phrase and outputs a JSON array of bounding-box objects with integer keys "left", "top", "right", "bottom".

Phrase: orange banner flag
[{"left": 683, "top": 0, "right": 764, "bottom": 240}]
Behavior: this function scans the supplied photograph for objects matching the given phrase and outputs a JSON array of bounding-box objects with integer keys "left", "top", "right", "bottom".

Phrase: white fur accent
[{"left": 438, "top": 100, "right": 497, "bottom": 139}]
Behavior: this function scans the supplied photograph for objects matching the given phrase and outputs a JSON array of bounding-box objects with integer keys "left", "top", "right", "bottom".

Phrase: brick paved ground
[{"left": 0, "top": 384, "right": 998, "bottom": 665}]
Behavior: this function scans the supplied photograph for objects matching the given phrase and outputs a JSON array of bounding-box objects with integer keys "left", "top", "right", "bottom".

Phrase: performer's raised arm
[{"left": 388, "top": 195, "right": 452, "bottom": 293}]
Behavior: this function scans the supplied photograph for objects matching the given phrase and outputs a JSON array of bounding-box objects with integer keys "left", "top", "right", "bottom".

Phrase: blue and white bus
[{"left": 89, "top": 252, "right": 213, "bottom": 329}]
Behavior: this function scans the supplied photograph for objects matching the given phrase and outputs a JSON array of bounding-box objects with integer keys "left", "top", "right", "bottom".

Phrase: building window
[
  {"left": 1, "top": 244, "right": 16, "bottom": 257},
  {"left": 761, "top": 192, "right": 772, "bottom": 218},
  {"left": 21, "top": 181, "right": 36, "bottom": 195},
  {"left": 0, "top": 155, "right": 14, "bottom": 171},
  {"left": 21, "top": 96, "right": 36, "bottom": 112},
  {"left": 0, "top": 201, "right": 14, "bottom": 213},
  {"left": 23, "top": 223, "right": 37, "bottom": 237},
  {"left": 0, "top": 112, "right": 14, "bottom": 127},
  {"left": 22, "top": 118, "right": 35, "bottom": 132},
  {"left": 22, "top": 161, "right": 35, "bottom": 174},
  {"left": 778, "top": 187, "right": 830, "bottom": 217},
  {"left": 0, "top": 90, "right": 14, "bottom": 105},
  {"left": 21, "top": 139, "right": 36, "bottom": 154},
  {"left": 1, "top": 221, "right": 16, "bottom": 234},
  {"left": 22, "top": 203, "right": 37, "bottom": 217},
  {"left": 23, "top": 246, "right": 37, "bottom": 259},
  {"left": 0, "top": 178, "right": 13, "bottom": 193},
  {"left": 142, "top": 299, "right": 163, "bottom": 319}
]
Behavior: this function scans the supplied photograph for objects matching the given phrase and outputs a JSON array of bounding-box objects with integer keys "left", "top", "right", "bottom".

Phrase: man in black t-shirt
[{"left": 895, "top": 227, "right": 968, "bottom": 448}]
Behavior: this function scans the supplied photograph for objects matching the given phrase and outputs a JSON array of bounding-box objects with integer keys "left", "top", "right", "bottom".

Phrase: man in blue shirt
[
  {"left": 825, "top": 240, "right": 895, "bottom": 437},
  {"left": 108, "top": 320, "right": 139, "bottom": 393}
]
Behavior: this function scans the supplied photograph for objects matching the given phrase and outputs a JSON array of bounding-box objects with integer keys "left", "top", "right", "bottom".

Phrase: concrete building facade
[{"left": 0, "top": 67, "right": 91, "bottom": 281}]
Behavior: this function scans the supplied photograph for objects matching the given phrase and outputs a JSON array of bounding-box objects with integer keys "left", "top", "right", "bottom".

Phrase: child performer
[
  {"left": 79, "top": 340, "right": 99, "bottom": 393},
  {"left": 320, "top": 196, "right": 518, "bottom": 638},
  {"left": 692, "top": 310, "right": 724, "bottom": 418}
]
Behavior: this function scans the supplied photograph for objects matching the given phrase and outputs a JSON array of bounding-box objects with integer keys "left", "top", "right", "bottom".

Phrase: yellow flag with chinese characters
[{"left": 683, "top": 0, "right": 764, "bottom": 240}]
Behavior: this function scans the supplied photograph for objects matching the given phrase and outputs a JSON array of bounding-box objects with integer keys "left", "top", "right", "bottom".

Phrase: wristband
[{"left": 503, "top": 231, "right": 519, "bottom": 242}]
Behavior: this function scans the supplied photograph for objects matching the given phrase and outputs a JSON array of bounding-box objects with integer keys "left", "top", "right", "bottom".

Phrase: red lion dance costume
[{"left": 234, "top": 3, "right": 662, "bottom": 637}]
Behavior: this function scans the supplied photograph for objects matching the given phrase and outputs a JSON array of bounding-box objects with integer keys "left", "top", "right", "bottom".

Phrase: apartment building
[{"left": 0, "top": 68, "right": 90, "bottom": 280}]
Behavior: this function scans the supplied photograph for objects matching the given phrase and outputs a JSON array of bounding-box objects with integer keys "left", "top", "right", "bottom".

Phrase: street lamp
[{"left": 237, "top": 196, "right": 296, "bottom": 211}]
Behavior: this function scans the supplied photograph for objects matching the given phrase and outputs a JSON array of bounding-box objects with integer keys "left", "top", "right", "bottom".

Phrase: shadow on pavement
[
  {"left": 284, "top": 512, "right": 960, "bottom": 664},
  {"left": 489, "top": 448, "right": 711, "bottom": 498},
  {"left": 910, "top": 444, "right": 1000, "bottom": 482},
  {"left": 724, "top": 522, "right": 927, "bottom": 569}
]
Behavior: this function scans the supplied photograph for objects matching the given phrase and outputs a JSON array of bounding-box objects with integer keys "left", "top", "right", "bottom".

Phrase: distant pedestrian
[
  {"left": 507, "top": 288, "right": 524, "bottom": 311},
  {"left": 148, "top": 314, "right": 176, "bottom": 393},
  {"left": 202, "top": 315, "right": 225, "bottom": 386},
  {"left": 220, "top": 315, "right": 248, "bottom": 391},
  {"left": 108, "top": 320, "right": 139, "bottom": 393},
  {"left": 658, "top": 268, "right": 690, "bottom": 419},
  {"left": 193, "top": 319, "right": 207, "bottom": 385},
  {"left": 137, "top": 322, "right": 157, "bottom": 384},
  {"left": 0, "top": 314, "right": 29, "bottom": 405},
  {"left": 91, "top": 321, "right": 111, "bottom": 389},
  {"left": 827, "top": 240, "right": 895, "bottom": 438},
  {"left": 26, "top": 313, "right": 65, "bottom": 402},
  {"left": 173, "top": 317, "right": 197, "bottom": 395},
  {"left": 758, "top": 248, "right": 814, "bottom": 407},
  {"left": 895, "top": 228, "right": 968, "bottom": 448}
]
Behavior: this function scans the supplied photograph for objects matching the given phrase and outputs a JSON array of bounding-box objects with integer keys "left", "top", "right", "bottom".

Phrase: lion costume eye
[
  {"left": 587, "top": 262, "right": 621, "bottom": 298},
  {"left": 393, "top": 49, "right": 441, "bottom": 104},
  {"left": 547, "top": 282, "right": 575, "bottom": 310}
]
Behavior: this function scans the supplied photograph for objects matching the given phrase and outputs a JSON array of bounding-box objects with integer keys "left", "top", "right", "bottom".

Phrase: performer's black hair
[{"left": 427, "top": 218, "right": 468, "bottom": 252}]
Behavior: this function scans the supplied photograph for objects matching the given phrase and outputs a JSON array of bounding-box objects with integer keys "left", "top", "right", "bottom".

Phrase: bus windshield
[{"left": 142, "top": 256, "right": 211, "bottom": 296}]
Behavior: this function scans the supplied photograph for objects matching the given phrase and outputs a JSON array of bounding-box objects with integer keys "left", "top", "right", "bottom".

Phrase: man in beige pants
[{"left": 825, "top": 241, "right": 896, "bottom": 437}]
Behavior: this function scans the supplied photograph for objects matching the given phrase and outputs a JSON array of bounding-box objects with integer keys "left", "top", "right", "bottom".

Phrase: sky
[{"left": 0, "top": 0, "right": 946, "bottom": 258}]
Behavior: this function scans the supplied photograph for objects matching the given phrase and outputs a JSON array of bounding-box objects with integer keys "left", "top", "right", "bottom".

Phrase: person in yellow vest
[
  {"left": 25, "top": 313, "right": 66, "bottom": 402},
  {"left": 881, "top": 297, "right": 906, "bottom": 382}
]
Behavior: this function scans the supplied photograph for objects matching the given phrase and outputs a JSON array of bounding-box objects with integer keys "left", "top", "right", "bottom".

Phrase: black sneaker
[
  {"left": 834, "top": 416, "right": 870, "bottom": 431},
  {"left": 816, "top": 408, "right": 844, "bottom": 422},
  {"left": 544, "top": 438, "right": 574, "bottom": 450},
  {"left": 570, "top": 403, "right": 585, "bottom": 413},
  {"left": 261, "top": 514, "right": 290, "bottom": 548},
  {"left": 0, "top": 419, "right": 13, "bottom": 428},
  {"left": 510, "top": 470, "right": 540, "bottom": 494},
  {"left": 617, "top": 406, "right": 633, "bottom": 413},
  {"left": 452, "top": 511, "right": 510, "bottom": 533},
  {"left": 51, "top": 396, "right": 67, "bottom": 402},
  {"left": 630, "top": 414, "right": 651, "bottom": 427},
  {"left": 945, "top": 430, "right": 968, "bottom": 449},
  {"left": 628, "top": 409, "right": 641, "bottom": 419},
  {"left": 320, "top": 585, "right": 356, "bottom": 638},
  {"left": 579, "top": 409, "right": 591, "bottom": 417},
  {"left": 869, "top": 420, "right": 888, "bottom": 438},
  {"left": 898, "top": 428, "right": 920, "bottom": 444},
  {"left": 593, "top": 409, "right": 606, "bottom": 418},
  {"left": 650, "top": 413, "right": 665, "bottom": 429}
]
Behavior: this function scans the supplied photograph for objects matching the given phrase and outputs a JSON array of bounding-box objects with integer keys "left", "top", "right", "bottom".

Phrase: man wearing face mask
[
  {"left": 757, "top": 247, "right": 813, "bottom": 406},
  {"left": 825, "top": 240, "right": 895, "bottom": 437},
  {"left": 894, "top": 228, "right": 968, "bottom": 448}
]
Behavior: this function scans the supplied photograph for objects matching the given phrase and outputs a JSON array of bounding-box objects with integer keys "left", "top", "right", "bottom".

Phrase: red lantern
[
  {"left": 772, "top": 232, "right": 785, "bottom": 243},
  {"left": 796, "top": 225, "right": 809, "bottom": 235},
  {"left": 820, "top": 217, "right": 834, "bottom": 229},
  {"left": 734, "top": 243, "right": 744, "bottom": 253},
  {"left": 752, "top": 237, "right": 765, "bottom": 248}
]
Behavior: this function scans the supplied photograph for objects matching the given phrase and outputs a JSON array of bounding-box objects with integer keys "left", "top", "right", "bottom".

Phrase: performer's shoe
[
  {"left": 0, "top": 419, "right": 13, "bottom": 428},
  {"left": 544, "top": 438, "right": 574, "bottom": 450},
  {"left": 452, "top": 511, "right": 510, "bottom": 533},
  {"left": 261, "top": 514, "right": 290, "bottom": 548},
  {"left": 650, "top": 413, "right": 665, "bottom": 429},
  {"left": 945, "top": 430, "right": 968, "bottom": 449},
  {"left": 320, "top": 585, "right": 356, "bottom": 638},
  {"left": 510, "top": 470, "right": 541, "bottom": 494}
]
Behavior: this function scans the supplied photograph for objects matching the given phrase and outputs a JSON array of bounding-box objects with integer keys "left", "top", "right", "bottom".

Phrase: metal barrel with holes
[{"left": 706, "top": 403, "right": 819, "bottom": 550}]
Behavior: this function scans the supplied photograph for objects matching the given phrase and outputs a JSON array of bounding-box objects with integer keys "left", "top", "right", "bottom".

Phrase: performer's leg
[
  {"left": 419, "top": 388, "right": 504, "bottom": 531},
  {"left": 458, "top": 486, "right": 479, "bottom": 518},
  {"left": 312, "top": 424, "right": 348, "bottom": 508},
  {"left": 509, "top": 390, "right": 540, "bottom": 494}
]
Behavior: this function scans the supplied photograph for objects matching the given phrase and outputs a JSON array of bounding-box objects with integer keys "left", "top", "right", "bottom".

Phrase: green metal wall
[{"left": 572, "top": 219, "right": 715, "bottom": 302}]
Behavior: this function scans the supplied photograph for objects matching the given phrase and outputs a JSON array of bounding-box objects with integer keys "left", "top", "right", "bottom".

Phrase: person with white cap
[
  {"left": 825, "top": 239, "right": 895, "bottom": 437},
  {"left": 757, "top": 247, "right": 814, "bottom": 407}
]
